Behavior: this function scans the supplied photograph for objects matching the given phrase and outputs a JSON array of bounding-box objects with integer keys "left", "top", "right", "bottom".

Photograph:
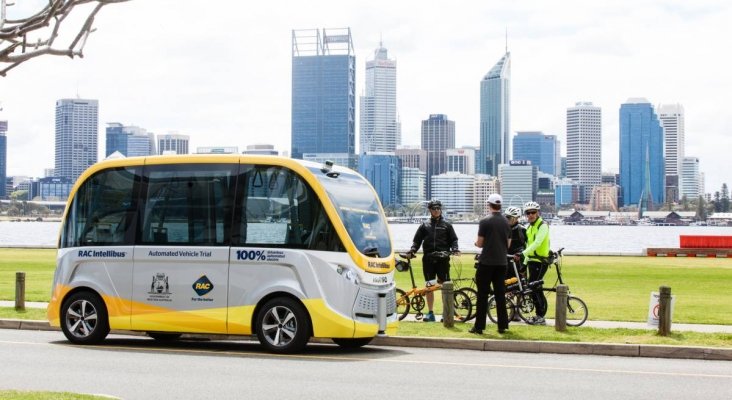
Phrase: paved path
[{"left": 3, "top": 300, "right": 732, "bottom": 333}]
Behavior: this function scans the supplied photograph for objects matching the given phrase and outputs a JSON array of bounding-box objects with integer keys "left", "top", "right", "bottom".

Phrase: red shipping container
[{"left": 680, "top": 235, "right": 732, "bottom": 249}]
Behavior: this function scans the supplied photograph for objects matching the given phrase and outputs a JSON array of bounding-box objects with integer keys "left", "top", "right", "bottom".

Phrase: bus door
[{"left": 131, "top": 163, "right": 237, "bottom": 334}]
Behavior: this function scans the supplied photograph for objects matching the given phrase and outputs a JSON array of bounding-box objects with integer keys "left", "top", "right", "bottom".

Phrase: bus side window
[{"left": 62, "top": 167, "right": 138, "bottom": 248}]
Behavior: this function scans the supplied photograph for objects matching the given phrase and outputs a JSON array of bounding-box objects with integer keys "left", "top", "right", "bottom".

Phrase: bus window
[
  {"left": 140, "top": 164, "right": 237, "bottom": 246},
  {"left": 61, "top": 167, "right": 139, "bottom": 247},
  {"left": 236, "top": 165, "right": 344, "bottom": 251}
]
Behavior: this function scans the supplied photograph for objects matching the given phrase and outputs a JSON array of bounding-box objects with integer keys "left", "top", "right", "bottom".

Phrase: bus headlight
[{"left": 336, "top": 265, "right": 359, "bottom": 285}]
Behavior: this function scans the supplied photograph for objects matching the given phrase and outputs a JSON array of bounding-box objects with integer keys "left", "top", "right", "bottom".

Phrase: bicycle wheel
[
  {"left": 515, "top": 293, "right": 536, "bottom": 324},
  {"left": 565, "top": 295, "right": 588, "bottom": 327},
  {"left": 453, "top": 289, "right": 472, "bottom": 322},
  {"left": 487, "top": 295, "right": 516, "bottom": 324},
  {"left": 395, "top": 288, "right": 410, "bottom": 321},
  {"left": 458, "top": 287, "right": 478, "bottom": 321}
]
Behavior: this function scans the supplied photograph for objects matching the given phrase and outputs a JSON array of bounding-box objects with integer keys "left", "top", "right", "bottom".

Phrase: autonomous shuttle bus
[{"left": 47, "top": 155, "right": 397, "bottom": 353}]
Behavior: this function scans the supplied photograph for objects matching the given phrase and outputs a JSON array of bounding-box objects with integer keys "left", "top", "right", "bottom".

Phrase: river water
[{"left": 1, "top": 221, "right": 730, "bottom": 255}]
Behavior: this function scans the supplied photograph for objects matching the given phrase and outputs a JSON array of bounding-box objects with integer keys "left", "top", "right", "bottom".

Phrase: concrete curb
[{"left": 2, "top": 319, "right": 729, "bottom": 361}]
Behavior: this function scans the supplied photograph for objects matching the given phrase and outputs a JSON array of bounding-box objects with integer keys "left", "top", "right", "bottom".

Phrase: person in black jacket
[
  {"left": 408, "top": 199, "right": 460, "bottom": 322},
  {"left": 504, "top": 206, "right": 527, "bottom": 280}
]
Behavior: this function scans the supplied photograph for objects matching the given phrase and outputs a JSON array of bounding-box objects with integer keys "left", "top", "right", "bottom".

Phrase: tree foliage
[{"left": 1, "top": 0, "right": 130, "bottom": 76}]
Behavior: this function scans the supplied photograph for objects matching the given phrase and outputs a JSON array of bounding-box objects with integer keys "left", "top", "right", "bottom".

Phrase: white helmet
[
  {"left": 504, "top": 206, "right": 521, "bottom": 218},
  {"left": 523, "top": 201, "right": 541, "bottom": 212}
]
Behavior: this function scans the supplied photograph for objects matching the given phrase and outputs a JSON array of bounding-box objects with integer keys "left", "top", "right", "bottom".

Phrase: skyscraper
[
  {"left": 512, "top": 131, "right": 560, "bottom": 176},
  {"left": 421, "top": 114, "right": 455, "bottom": 198},
  {"left": 658, "top": 104, "right": 685, "bottom": 202},
  {"left": 619, "top": 99, "right": 664, "bottom": 207},
  {"left": 566, "top": 102, "right": 602, "bottom": 202},
  {"left": 358, "top": 152, "right": 401, "bottom": 207},
  {"left": 106, "top": 123, "right": 156, "bottom": 157},
  {"left": 446, "top": 148, "right": 476, "bottom": 175},
  {"left": 55, "top": 98, "right": 98, "bottom": 182},
  {"left": 158, "top": 133, "right": 189, "bottom": 155},
  {"left": 0, "top": 119, "right": 7, "bottom": 198},
  {"left": 291, "top": 28, "right": 356, "bottom": 168},
  {"left": 478, "top": 51, "right": 511, "bottom": 176},
  {"left": 680, "top": 156, "right": 701, "bottom": 200},
  {"left": 360, "top": 41, "right": 400, "bottom": 153}
]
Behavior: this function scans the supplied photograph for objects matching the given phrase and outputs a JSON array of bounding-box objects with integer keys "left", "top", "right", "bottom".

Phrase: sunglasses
[
  {"left": 525, "top": 210, "right": 538, "bottom": 215},
  {"left": 429, "top": 206, "right": 441, "bottom": 210}
]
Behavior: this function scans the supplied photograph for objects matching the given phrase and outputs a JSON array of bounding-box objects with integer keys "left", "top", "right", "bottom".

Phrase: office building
[
  {"left": 105, "top": 123, "right": 156, "bottom": 157},
  {"left": 291, "top": 28, "right": 356, "bottom": 168},
  {"left": 658, "top": 104, "right": 685, "bottom": 202},
  {"left": 499, "top": 161, "right": 537, "bottom": 207},
  {"left": 567, "top": 102, "right": 602, "bottom": 202},
  {"left": 242, "top": 144, "right": 278, "bottom": 155},
  {"left": 619, "top": 99, "right": 664, "bottom": 207},
  {"left": 360, "top": 42, "right": 400, "bottom": 153},
  {"left": 474, "top": 174, "right": 500, "bottom": 214},
  {"left": 358, "top": 152, "right": 401, "bottom": 207},
  {"left": 421, "top": 114, "right": 455, "bottom": 198},
  {"left": 512, "top": 131, "right": 560, "bottom": 176},
  {"left": 400, "top": 167, "right": 426, "bottom": 206},
  {"left": 446, "top": 147, "right": 476, "bottom": 175},
  {"left": 478, "top": 51, "right": 511, "bottom": 175},
  {"left": 554, "top": 178, "right": 580, "bottom": 207},
  {"left": 0, "top": 120, "right": 6, "bottom": 198},
  {"left": 196, "top": 146, "right": 239, "bottom": 154},
  {"left": 55, "top": 98, "right": 98, "bottom": 182},
  {"left": 395, "top": 146, "right": 427, "bottom": 173},
  {"left": 29, "top": 176, "right": 73, "bottom": 201},
  {"left": 680, "top": 156, "right": 701, "bottom": 200},
  {"left": 158, "top": 133, "right": 189, "bottom": 155},
  {"left": 430, "top": 172, "right": 475, "bottom": 215},
  {"left": 591, "top": 184, "right": 619, "bottom": 211}
]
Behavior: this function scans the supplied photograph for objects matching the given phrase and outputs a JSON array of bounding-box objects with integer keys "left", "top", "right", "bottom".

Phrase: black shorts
[{"left": 422, "top": 256, "right": 450, "bottom": 285}]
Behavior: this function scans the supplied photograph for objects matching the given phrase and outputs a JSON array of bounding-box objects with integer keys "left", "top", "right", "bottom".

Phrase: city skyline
[{"left": 0, "top": 1, "right": 730, "bottom": 192}]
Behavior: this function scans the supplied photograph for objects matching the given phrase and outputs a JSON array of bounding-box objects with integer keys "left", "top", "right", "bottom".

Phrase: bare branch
[{"left": 1, "top": 0, "right": 131, "bottom": 76}]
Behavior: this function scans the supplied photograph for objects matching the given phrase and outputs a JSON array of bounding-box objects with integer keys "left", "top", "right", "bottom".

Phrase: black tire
[
  {"left": 458, "top": 287, "right": 478, "bottom": 321},
  {"left": 148, "top": 332, "right": 183, "bottom": 341},
  {"left": 566, "top": 296, "right": 589, "bottom": 327},
  {"left": 453, "top": 289, "right": 472, "bottom": 322},
  {"left": 487, "top": 295, "right": 516, "bottom": 324},
  {"left": 256, "top": 297, "right": 311, "bottom": 354},
  {"left": 395, "top": 288, "right": 410, "bottom": 321},
  {"left": 516, "top": 293, "right": 537, "bottom": 324},
  {"left": 60, "top": 291, "right": 110, "bottom": 345},
  {"left": 332, "top": 337, "right": 373, "bottom": 348}
]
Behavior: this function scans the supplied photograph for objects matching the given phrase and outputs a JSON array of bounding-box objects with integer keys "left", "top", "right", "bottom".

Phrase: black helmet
[{"left": 427, "top": 199, "right": 442, "bottom": 209}]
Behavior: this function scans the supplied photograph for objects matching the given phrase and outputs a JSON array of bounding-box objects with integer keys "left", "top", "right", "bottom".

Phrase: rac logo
[{"left": 192, "top": 275, "right": 214, "bottom": 296}]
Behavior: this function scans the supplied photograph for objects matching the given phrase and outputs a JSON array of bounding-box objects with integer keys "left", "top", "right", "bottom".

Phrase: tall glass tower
[
  {"left": 512, "top": 131, "right": 560, "bottom": 176},
  {"left": 478, "top": 51, "right": 511, "bottom": 176},
  {"left": 619, "top": 99, "right": 664, "bottom": 207},
  {"left": 658, "top": 104, "right": 685, "bottom": 202},
  {"left": 55, "top": 98, "right": 98, "bottom": 182},
  {"left": 0, "top": 120, "right": 7, "bottom": 198},
  {"left": 421, "top": 114, "right": 455, "bottom": 198},
  {"left": 360, "top": 41, "right": 400, "bottom": 153},
  {"left": 291, "top": 28, "right": 356, "bottom": 168},
  {"left": 106, "top": 123, "right": 156, "bottom": 157}
]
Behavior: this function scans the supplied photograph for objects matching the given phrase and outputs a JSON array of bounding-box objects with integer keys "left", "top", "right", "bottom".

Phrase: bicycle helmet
[
  {"left": 427, "top": 199, "right": 442, "bottom": 209},
  {"left": 523, "top": 201, "right": 540, "bottom": 212},
  {"left": 504, "top": 206, "right": 521, "bottom": 218}
]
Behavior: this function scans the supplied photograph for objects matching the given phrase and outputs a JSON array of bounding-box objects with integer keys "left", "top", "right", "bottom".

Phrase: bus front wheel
[
  {"left": 256, "top": 297, "right": 311, "bottom": 354},
  {"left": 60, "top": 291, "right": 110, "bottom": 345}
]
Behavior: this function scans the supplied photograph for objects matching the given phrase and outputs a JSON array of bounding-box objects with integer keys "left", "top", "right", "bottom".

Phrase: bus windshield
[{"left": 311, "top": 168, "right": 392, "bottom": 258}]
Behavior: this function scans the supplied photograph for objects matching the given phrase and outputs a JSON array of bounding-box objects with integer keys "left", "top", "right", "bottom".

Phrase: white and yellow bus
[{"left": 47, "top": 155, "right": 397, "bottom": 353}]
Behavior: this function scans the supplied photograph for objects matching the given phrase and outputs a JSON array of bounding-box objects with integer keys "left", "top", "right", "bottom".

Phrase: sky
[{"left": 1, "top": 0, "right": 731, "bottom": 193}]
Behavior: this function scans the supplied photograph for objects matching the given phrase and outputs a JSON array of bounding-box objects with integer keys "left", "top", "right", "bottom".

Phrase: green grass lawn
[
  {"left": 2, "top": 249, "right": 732, "bottom": 325},
  {"left": 0, "top": 391, "right": 114, "bottom": 400}
]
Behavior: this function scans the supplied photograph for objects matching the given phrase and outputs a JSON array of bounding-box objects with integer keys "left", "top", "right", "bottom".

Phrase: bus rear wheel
[
  {"left": 60, "top": 291, "right": 110, "bottom": 345},
  {"left": 256, "top": 297, "right": 311, "bottom": 354}
]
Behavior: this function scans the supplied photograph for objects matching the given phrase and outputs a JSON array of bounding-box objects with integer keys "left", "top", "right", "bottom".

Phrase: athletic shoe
[
  {"left": 423, "top": 311, "right": 436, "bottom": 322},
  {"left": 530, "top": 316, "right": 546, "bottom": 325}
]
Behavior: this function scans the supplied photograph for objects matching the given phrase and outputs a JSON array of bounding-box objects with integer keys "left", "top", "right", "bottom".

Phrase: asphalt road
[{"left": 1, "top": 330, "right": 731, "bottom": 400}]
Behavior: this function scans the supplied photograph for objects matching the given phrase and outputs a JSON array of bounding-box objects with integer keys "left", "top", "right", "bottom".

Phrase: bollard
[
  {"left": 441, "top": 281, "right": 454, "bottom": 327},
  {"left": 555, "top": 284, "right": 568, "bottom": 332},
  {"left": 658, "top": 286, "right": 672, "bottom": 336},
  {"left": 15, "top": 272, "right": 26, "bottom": 311}
]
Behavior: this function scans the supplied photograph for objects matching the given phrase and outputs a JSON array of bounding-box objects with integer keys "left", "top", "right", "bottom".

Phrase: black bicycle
[{"left": 487, "top": 248, "right": 588, "bottom": 326}]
